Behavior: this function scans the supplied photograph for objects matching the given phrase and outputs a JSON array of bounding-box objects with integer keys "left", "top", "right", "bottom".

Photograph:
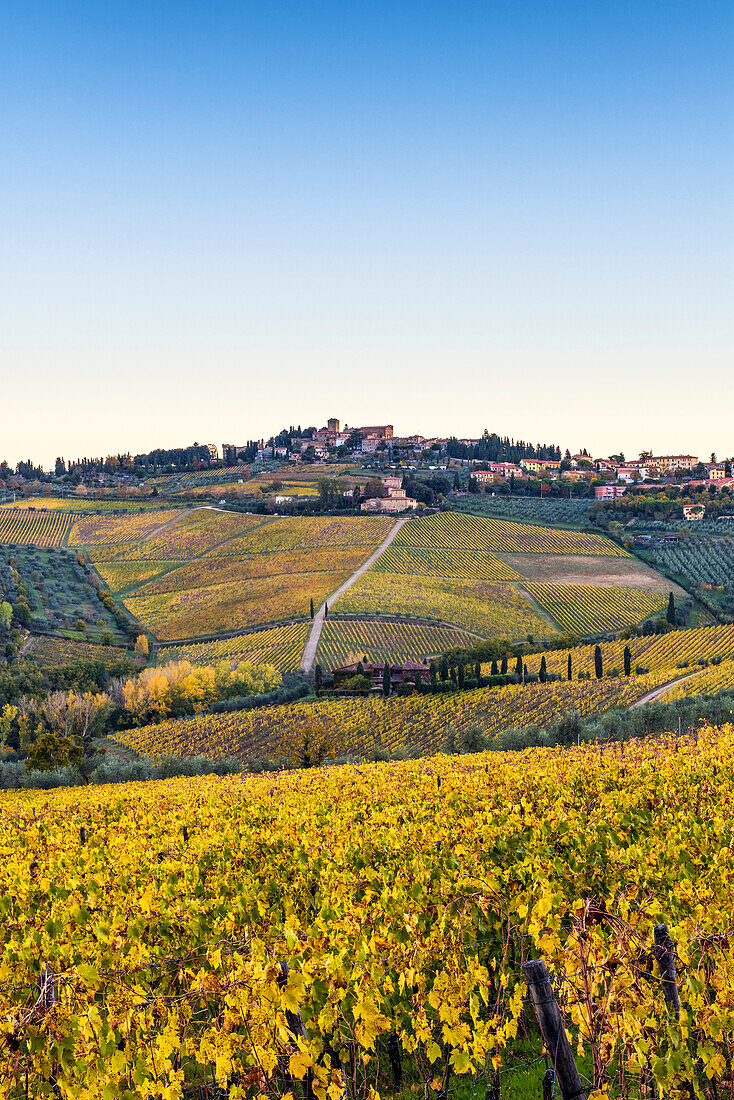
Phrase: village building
[{"left": 595, "top": 485, "right": 627, "bottom": 500}]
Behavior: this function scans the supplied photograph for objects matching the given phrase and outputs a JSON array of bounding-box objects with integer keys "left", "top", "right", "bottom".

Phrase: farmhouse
[
  {"left": 332, "top": 660, "right": 430, "bottom": 693},
  {"left": 361, "top": 476, "right": 418, "bottom": 513}
]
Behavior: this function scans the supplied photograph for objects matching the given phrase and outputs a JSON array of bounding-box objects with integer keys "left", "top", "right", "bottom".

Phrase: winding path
[
  {"left": 300, "top": 517, "right": 409, "bottom": 672},
  {"left": 631, "top": 672, "right": 696, "bottom": 708}
]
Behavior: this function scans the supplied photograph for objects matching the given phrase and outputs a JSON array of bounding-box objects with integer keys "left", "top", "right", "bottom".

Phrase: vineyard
[
  {"left": 0, "top": 508, "right": 77, "bottom": 547},
  {"left": 392, "top": 512, "right": 627, "bottom": 556},
  {"left": 161, "top": 623, "right": 310, "bottom": 673},
  {"left": 23, "top": 635, "right": 134, "bottom": 666},
  {"left": 69, "top": 510, "right": 393, "bottom": 640},
  {"left": 662, "top": 657, "right": 734, "bottom": 701},
  {"left": 2, "top": 728, "right": 733, "bottom": 1098},
  {"left": 520, "top": 622, "right": 734, "bottom": 681},
  {"left": 525, "top": 582, "right": 668, "bottom": 636},
  {"left": 315, "top": 619, "right": 478, "bottom": 670},
  {"left": 337, "top": 573, "right": 557, "bottom": 640},
  {"left": 373, "top": 545, "right": 521, "bottom": 580},
  {"left": 339, "top": 512, "right": 664, "bottom": 643},
  {"left": 114, "top": 671, "right": 673, "bottom": 762},
  {"left": 1, "top": 498, "right": 177, "bottom": 512}
]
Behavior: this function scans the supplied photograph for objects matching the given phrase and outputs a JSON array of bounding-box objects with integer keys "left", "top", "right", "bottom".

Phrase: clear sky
[{"left": 2, "top": 1, "right": 732, "bottom": 468}]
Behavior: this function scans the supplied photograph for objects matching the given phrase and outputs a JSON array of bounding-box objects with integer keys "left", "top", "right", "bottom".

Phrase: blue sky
[{"left": 2, "top": 1, "right": 732, "bottom": 466}]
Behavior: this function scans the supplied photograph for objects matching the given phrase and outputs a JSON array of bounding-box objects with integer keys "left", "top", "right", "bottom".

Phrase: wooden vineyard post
[
  {"left": 523, "top": 959, "right": 587, "bottom": 1100},
  {"left": 387, "top": 1030, "right": 403, "bottom": 1089},
  {"left": 652, "top": 924, "right": 680, "bottom": 1019},
  {"left": 278, "top": 960, "right": 349, "bottom": 1100}
]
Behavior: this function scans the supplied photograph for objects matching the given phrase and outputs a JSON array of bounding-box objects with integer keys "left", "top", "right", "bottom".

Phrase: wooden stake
[
  {"left": 652, "top": 925, "right": 680, "bottom": 1019},
  {"left": 523, "top": 959, "right": 586, "bottom": 1100}
]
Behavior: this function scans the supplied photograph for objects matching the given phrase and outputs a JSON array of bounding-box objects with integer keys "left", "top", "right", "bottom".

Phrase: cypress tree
[
  {"left": 430, "top": 662, "right": 437, "bottom": 688},
  {"left": 357, "top": 661, "right": 364, "bottom": 676},
  {"left": 594, "top": 645, "right": 603, "bottom": 679},
  {"left": 314, "top": 664, "right": 323, "bottom": 692},
  {"left": 515, "top": 655, "right": 522, "bottom": 678},
  {"left": 501, "top": 653, "right": 508, "bottom": 674},
  {"left": 539, "top": 655, "right": 547, "bottom": 683},
  {"left": 523, "top": 663, "right": 528, "bottom": 682},
  {"left": 310, "top": 597, "right": 314, "bottom": 620},
  {"left": 474, "top": 661, "right": 481, "bottom": 682},
  {"left": 382, "top": 662, "right": 391, "bottom": 696},
  {"left": 450, "top": 665, "right": 457, "bottom": 684},
  {"left": 624, "top": 645, "right": 632, "bottom": 676},
  {"left": 440, "top": 656, "right": 449, "bottom": 681},
  {"left": 667, "top": 592, "right": 676, "bottom": 625},
  {"left": 491, "top": 658, "right": 498, "bottom": 676},
  {"left": 567, "top": 652, "right": 572, "bottom": 681},
  {"left": 324, "top": 602, "right": 328, "bottom": 619},
  {"left": 458, "top": 663, "right": 465, "bottom": 688}
]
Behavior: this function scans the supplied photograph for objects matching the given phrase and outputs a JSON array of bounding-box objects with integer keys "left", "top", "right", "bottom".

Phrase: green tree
[
  {"left": 490, "top": 658, "right": 498, "bottom": 676},
  {"left": 310, "top": 598, "right": 314, "bottom": 620},
  {"left": 624, "top": 645, "right": 632, "bottom": 676},
  {"left": 515, "top": 655, "right": 522, "bottom": 678},
  {"left": 458, "top": 663, "right": 465, "bottom": 688},
  {"left": 314, "top": 664, "right": 323, "bottom": 691},
  {"left": 440, "top": 656, "right": 449, "bottom": 681},
  {"left": 0, "top": 602, "right": 12, "bottom": 631},
  {"left": 501, "top": 654, "right": 508, "bottom": 674},
  {"left": 26, "top": 729, "right": 83, "bottom": 773},
  {"left": 382, "top": 662, "right": 391, "bottom": 696},
  {"left": 429, "top": 662, "right": 437, "bottom": 688},
  {"left": 567, "top": 652, "right": 572, "bottom": 681},
  {"left": 594, "top": 645, "right": 603, "bottom": 679},
  {"left": 667, "top": 592, "right": 676, "bottom": 625},
  {"left": 539, "top": 655, "right": 547, "bottom": 683}
]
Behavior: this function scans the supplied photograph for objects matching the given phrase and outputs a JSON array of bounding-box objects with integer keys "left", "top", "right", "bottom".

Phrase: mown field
[
  {"left": 71, "top": 509, "right": 393, "bottom": 641},
  {"left": 3, "top": 729, "right": 732, "bottom": 1097}
]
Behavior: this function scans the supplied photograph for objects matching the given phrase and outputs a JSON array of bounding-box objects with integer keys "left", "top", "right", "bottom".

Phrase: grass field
[{"left": 315, "top": 618, "right": 479, "bottom": 670}]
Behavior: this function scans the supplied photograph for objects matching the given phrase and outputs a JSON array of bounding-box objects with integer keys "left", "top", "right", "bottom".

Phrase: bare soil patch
[{"left": 497, "top": 553, "right": 686, "bottom": 594}]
